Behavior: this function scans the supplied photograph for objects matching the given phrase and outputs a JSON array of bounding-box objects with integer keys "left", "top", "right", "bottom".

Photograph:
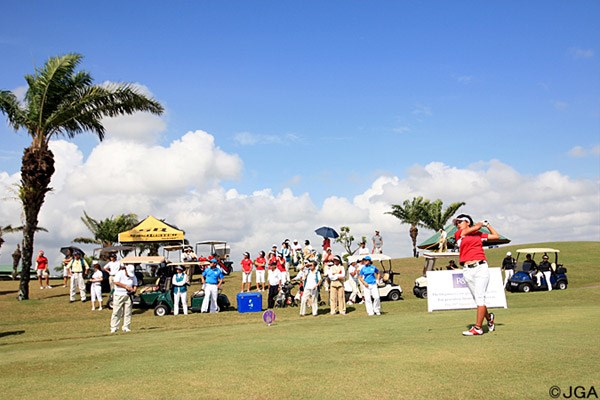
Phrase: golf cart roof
[
  {"left": 516, "top": 248, "right": 560, "bottom": 254},
  {"left": 422, "top": 251, "right": 460, "bottom": 259},
  {"left": 347, "top": 253, "right": 392, "bottom": 263},
  {"left": 195, "top": 240, "right": 228, "bottom": 245},
  {"left": 163, "top": 244, "right": 193, "bottom": 252},
  {"left": 121, "top": 256, "right": 166, "bottom": 265},
  {"left": 95, "top": 245, "right": 136, "bottom": 254}
]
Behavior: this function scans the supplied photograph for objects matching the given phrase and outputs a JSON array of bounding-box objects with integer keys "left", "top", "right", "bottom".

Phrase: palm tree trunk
[
  {"left": 410, "top": 225, "right": 419, "bottom": 258},
  {"left": 18, "top": 146, "right": 55, "bottom": 301}
]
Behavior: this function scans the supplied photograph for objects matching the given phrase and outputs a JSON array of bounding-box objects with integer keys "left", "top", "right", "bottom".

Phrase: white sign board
[{"left": 427, "top": 267, "right": 508, "bottom": 312}]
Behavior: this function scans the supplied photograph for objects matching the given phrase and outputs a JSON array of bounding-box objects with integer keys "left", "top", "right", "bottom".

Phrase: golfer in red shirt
[
  {"left": 454, "top": 214, "right": 500, "bottom": 336},
  {"left": 240, "top": 252, "right": 253, "bottom": 293}
]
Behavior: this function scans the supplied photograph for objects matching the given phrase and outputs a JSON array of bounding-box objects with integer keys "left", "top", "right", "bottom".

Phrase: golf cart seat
[{"left": 382, "top": 272, "right": 391, "bottom": 284}]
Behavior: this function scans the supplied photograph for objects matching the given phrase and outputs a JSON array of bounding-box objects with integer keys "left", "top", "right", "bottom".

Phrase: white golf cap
[{"left": 506, "top": 251, "right": 512, "bottom": 256}]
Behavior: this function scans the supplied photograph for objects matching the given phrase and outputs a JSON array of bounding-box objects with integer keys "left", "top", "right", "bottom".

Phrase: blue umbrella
[{"left": 315, "top": 226, "right": 339, "bottom": 239}]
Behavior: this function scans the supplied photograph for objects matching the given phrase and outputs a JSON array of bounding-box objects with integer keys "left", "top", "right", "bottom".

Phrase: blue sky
[{"left": 0, "top": 1, "right": 599, "bottom": 263}]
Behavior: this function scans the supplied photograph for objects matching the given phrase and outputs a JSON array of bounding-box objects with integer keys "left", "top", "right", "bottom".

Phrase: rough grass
[{"left": 0, "top": 241, "right": 598, "bottom": 400}]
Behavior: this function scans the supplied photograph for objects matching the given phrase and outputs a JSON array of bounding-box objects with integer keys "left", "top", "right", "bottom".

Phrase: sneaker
[
  {"left": 98, "top": 307, "right": 102, "bottom": 311},
  {"left": 375, "top": 312, "right": 381, "bottom": 316},
  {"left": 122, "top": 328, "right": 131, "bottom": 333},
  {"left": 46, "top": 285, "right": 52, "bottom": 289},
  {"left": 110, "top": 328, "right": 117, "bottom": 334},
  {"left": 462, "top": 326, "right": 484, "bottom": 336},
  {"left": 346, "top": 301, "right": 353, "bottom": 305},
  {"left": 488, "top": 313, "right": 495, "bottom": 332},
  {"left": 91, "top": 308, "right": 95, "bottom": 311},
  {"left": 40, "top": 286, "right": 44, "bottom": 289}
]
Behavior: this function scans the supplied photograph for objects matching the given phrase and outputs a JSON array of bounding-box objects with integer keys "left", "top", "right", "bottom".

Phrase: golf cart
[
  {"left": 106, "top": 256, "right": 167, "bottom": 312},
  {"left": 163, "top": 244, "right": 210, "bottom": 281},
  {"left": 346, "top": 254, "right": 403, "bottom": 301},
  {"left": 195, "top": 241, "right": 233, "bottom": 275},
  {"left": 413, "top": 251, "right": 460, "bottom": 299},
  {"left": 507, "top": 248, "right": 568, "bottom": 293}
]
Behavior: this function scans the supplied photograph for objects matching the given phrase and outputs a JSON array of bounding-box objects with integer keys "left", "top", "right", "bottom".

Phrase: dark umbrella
[
  {"left": 60, "top": 246, "right": 85, "bottom": 257},
  {"left": 315, "top": 226, "right": 339, "bottom": 239}
]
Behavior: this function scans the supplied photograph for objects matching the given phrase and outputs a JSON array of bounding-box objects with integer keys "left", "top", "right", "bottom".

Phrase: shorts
[
  {"left": 462, "top": 262, "right": 490, "bottom": 306},
  {"left": 242, "top": 272, "right": 252, "bottom": 283},
  {"left": 255, "top": 269, "right": 265, "bottom": 283},
  {"left": 37, "top": 269, "right": 48, "bottom": 277}
]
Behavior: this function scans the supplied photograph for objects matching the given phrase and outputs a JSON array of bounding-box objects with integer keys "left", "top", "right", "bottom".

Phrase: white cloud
[
  {"left": 456, "top": 75, "right": 473, "bottom": 84},
  {"left": 569, "top": 47, "right": 594, "bottom": 59},
  {"left": 553, "top": 100, "right": 569, "bottom": 111},
  {"left": 234, "top": 132, "right": 300, "bottom": 146},
  {"left": 411, "top": 104, "right": 432, "bottom": 117},
  {"left": 1, "top": 131, "right": 598, "bottom": 269},
  {"left": 568, "top": 144, "right": 600, "bottom": 158}
]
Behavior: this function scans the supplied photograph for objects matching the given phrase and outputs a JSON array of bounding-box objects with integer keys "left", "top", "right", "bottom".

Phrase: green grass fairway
[{"left": 1, "top": 242, "right": 598, "bottom": 400}]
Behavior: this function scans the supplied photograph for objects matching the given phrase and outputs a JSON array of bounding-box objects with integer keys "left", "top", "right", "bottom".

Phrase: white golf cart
[
  {"left": 413, "top": 251, "right": 460, "bottom": 299},
  {"left": 347, "top": 253, "right": 403, "bottom": 301},
  {"left": 194, "top": 240, "right": 233, "bottom": 275},
  {"left": 163, "top": 244, "right": 209, "bottom": 281}
]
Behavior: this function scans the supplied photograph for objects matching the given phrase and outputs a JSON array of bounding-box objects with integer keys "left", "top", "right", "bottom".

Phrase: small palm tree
[
  {"left": 0, "top": 53, "right": 163, "bottom": 300},
  {"left": 0, "top": 225, "right": 22, "bottom": 253},
  {"left": 420, "top": 199, "right": 466, "bottom": 232},
  {"left": 386, "top": 196, "right": 428, "bottom": 257},
  {"left": 74, "top": 212, "right": 139, "bottom": 248}
]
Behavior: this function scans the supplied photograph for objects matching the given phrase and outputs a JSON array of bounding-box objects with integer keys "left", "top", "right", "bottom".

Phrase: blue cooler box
[{"left": 237, "top": 292, "right": 262, "bottom": 313}]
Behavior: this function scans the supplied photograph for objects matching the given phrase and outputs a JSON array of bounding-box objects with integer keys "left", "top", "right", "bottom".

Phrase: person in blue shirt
[
  {"left": 172, "top": 265, "right": 189, "bottom": 315},
  {"left": 201, "top": 259, "right": 224, "bottom": 313},
  {"left": 358, "top": 256, "right": 381, "bottom": 316}
]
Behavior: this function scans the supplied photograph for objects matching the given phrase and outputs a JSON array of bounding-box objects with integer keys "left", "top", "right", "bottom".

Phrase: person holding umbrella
[
  {"left": 453, "top": 214, "right": 500, "bottom": 336},
  {"left": 315, "top": 226, "right": 339, "bottom": 251}
]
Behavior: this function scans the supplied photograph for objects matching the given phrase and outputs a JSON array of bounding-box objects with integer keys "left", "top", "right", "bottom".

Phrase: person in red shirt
[
  {"left": 453, "top": 214, "right": 500, "bottom": 336},
  {"left": 254, "top": 251, "right": 267, "bottom": 292},
  {"left": 240, "top": 252, "right": 253, "bottom": 293},
  {"left": 322, "top": 237, "right": 331, "bottom": 251},
  {"left": 276, "top": 252, "right": 289, "bottom": 282},
  {"left": 36, "top": 250, "right": 51, "bottom": 289}
]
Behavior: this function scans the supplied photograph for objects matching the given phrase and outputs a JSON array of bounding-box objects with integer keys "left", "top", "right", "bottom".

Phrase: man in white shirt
[
  {"left": 110, "top": 265, "right": 138, "bottom": 333},
  {"left": 358, "top": 241, "right": 370, "bottom": 256},
  {"left": 103, "top": 254, "right": 122, "bottom": 290},
  {"left": 267, "top": 262, "right": 283, "bottom": 309},
  {"left": 299, "top": 260, "right": 321, "bottom": 317}
]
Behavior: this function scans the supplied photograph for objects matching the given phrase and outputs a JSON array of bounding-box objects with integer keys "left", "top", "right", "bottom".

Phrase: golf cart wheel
[
  {"left": 154, "top": 304, "right": 169, "bottom": 317},
  {"left": 106, "top": 299, "right": 113, "bottom": 309},
  {"left": 421, "top": 289, "right": 428, "bottom": 299},
  {"left": 519, "top": 283, "right": 532, "bottom": 293},
  {"left": 388, "top": 290, "right": 401, "bottom": 301},
  {"left": 557, "top": 281, "right": 568, "bottom": 290}
]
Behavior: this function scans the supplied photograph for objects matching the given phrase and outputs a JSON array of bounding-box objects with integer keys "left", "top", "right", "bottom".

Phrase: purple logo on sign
[
  {"left": 263, "top": 310, "right": 276, "bottom": 326},
  {"left": 452, "top": 273, "right": 468, "bottom": 288}
]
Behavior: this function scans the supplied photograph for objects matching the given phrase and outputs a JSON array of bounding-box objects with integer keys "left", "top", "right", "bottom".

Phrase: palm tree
[
  {"left": 0, "top": 225, "right": 22, "bottom": 253},
  {"left": 73, "top": 211, "right": 139, "bottom": 248},
  {"left": 420, "top": 199, "right": 466, "bottom": 232},
  {"left": 386, "top": 196, "right": 428, "bottom": 257},
  {"left": 0, "top": 53, "right": 163, "bottom": 300}
]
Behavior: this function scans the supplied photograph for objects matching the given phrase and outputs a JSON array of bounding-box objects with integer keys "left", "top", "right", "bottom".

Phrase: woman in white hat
[{"left": 172, "top": 265, "right": 189, "bottom": 315}]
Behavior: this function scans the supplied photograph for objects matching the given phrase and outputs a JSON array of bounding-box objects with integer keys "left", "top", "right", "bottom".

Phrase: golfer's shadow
[{"left": 0, "top": 330, "right": 25, "bottom": 338}]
